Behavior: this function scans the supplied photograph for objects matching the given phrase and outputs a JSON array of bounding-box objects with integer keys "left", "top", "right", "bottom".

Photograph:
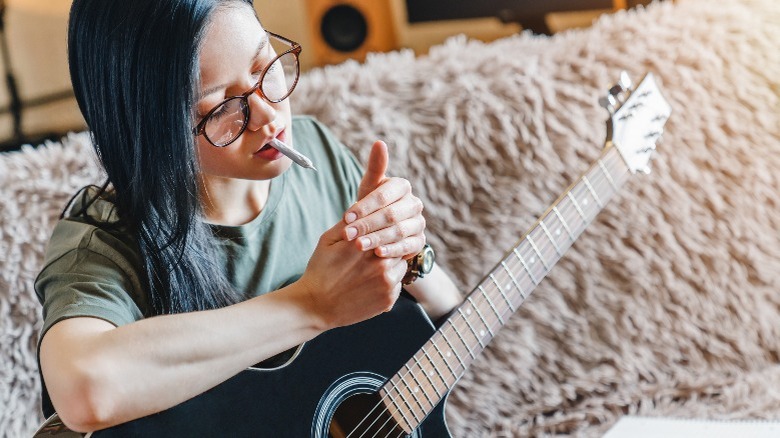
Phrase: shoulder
[
  {"left": 291, "top": 115, "right": 343, "bottom": 152},
  {"left": 291, "top": 115, "right": 362, "bottom": 172},
  {"left": 287, "top": 115, "right": 364, "bottom": 208},
  {"left": 38, "top": 186, "right": 143, "bottom": 294}
]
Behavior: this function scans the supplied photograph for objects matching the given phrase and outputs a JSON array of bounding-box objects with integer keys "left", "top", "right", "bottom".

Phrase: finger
[
  {"left": 375, "top": 234, "right": 427, "bottom": 259},
  {"left": 357, "top": 140, "right": 389, "bottom": 201},
  {"left": 355, "top": 213, "right": 425, "bottom": 252},
  {"left": 344, "top": 177, "right": 412, "bottom": 233},
  {"left": 344, "top": 190, "right": 421, "bottom": 242},
  {"left": 319, "top": 219, "right": 349, "bottom": 246}
]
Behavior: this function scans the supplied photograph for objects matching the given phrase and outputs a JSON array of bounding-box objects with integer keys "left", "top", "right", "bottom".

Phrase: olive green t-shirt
[{"left": 35, "top": 115, "right": 363, "bottom": 350}]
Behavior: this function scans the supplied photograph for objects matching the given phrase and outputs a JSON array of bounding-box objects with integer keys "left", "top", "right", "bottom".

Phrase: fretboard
[{"left": 380, "top": 145, "right": 632, "bottom": 432}]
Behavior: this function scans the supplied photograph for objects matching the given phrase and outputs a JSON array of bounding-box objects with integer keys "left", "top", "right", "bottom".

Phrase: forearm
[
  {"left": 41, "top": 282, "right": 324, "bottom": 432},
  {"left": 404, "top": 264, "right": 462, "bottom": 320}
]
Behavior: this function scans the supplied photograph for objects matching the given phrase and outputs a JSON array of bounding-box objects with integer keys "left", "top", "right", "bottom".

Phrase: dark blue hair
[{"left": 68, "top": 0, "right": 253, "bottom": 314}]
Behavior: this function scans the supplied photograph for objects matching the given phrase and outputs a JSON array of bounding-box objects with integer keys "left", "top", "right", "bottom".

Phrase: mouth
[{"left": 254, "top": 129, "right": 286, "bottom": 155}]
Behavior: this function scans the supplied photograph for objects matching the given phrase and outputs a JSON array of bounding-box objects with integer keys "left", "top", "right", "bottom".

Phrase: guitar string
[
  {"left": 369, "top": 164, "right": 623, "bottom": 438},
  {"left": 346, "top": 151, "right": 629, "bottom": 437},
  {"left": 351, "top": 153, "right": 625, "bottom": 438},
  {"left": 363, "top": 152, "right": 629, "bottom": 437},
  {"left": 370, "top": 156, "right": 626, "bottom": 438}
]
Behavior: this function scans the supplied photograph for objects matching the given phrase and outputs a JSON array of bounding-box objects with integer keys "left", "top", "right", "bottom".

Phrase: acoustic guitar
[{"left": 34, "top": 72, "right": 671, "bottom": 437}]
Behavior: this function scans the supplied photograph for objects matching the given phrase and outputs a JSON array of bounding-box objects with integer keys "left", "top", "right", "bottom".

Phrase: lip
[{"left": 254, "top": 128, "right": 287, "bottom": 155}]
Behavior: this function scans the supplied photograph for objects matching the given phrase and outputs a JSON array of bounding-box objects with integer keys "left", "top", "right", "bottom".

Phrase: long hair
[{"left": 68, "top": 0, "right": 252, "bottom": 314}]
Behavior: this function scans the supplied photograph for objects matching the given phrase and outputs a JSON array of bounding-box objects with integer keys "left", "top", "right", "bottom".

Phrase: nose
[{"left": 246, "top": 89, "right": 277, "bottom": 131}]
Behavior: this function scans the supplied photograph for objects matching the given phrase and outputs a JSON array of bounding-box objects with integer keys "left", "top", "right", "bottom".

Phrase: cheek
[{"left": 195, "top": 139, "right": 223, "bottom": 174}]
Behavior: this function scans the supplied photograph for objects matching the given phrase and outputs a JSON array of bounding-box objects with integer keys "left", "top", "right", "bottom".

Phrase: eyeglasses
[{"left": 194, "top": 32, "right": 302, "bottom": 147}]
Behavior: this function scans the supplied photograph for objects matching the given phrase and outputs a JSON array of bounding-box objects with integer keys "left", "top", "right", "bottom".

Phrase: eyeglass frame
[{"left": 193, "top": 31, "right": 302, "bottom": 148}]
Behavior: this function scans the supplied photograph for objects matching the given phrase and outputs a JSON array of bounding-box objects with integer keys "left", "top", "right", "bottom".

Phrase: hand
[
  {"left": 298, "top": 219, "right": 408, "bottom": 329},
  {"left": 343, "top": 141, "right": 426, "bottom": 259}
]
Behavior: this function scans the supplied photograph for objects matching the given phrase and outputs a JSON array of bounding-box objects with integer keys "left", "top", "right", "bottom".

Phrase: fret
[
  {"left": 380, "top": 379, "right": 413, "bottom": 428},
  {"left": 420, "top": 345, "right": 450, "bottom": 388},
  {"left": 428, "top": 338, "right": 458, "bottom": 379},
  {"left": 567, "top": 192, "right": 586, "bottom": 222},
  {"left": 387, "top": 379, "right": 419, "bottom": 426},
  {"left": 573, "top": 183, "right": 597, "bottom": 218},
  {"left": 392, "top": 375, "right": 425, "bottom": 423},
  {"left": 478, "top": 285, "right": 505, "bottom": 325},
  {"left": 513, "top": 247, "right": 538, "bottom": 285},
  {"left": 457, "top": 308, "right": 485, "bottom": 348},
  {"left": 541, "top": 213, "right": 568, "bottom": 251},
  {"left": 440, "top": 326, "right": 468, "bottom": 370},
  {"left": 598, "top": 159, "right": 618, "bottom": 191},
  {"left": 539, "top": 220, "right": 562, "bottom": 257},
  {"left": 574, "top": 184, "right": 592, "bottom": 211},
  {"left": 526, "top": 235, "right": 550, "bottom": 271},
  {"left": 583, "top": 176, "right": 603, "bottom": 209},
  {"left": 500, "top": 261, "right": 526, "bottom": 301},
  {"left": 413, "top": 353, "right": 442, "bottom": 398},
  {"left": 561, "top": 197, "right": 585, "bottom": 235},
  {"left": 447, "top": 319, "right": 477, "bottom": 360},
  {"left": 404, "top": 363, "right": 434, "bottom": 407},
  {"left": 553, "top": 206, "right": 575, "bottom": 241},
  {"left": 467, "top": 296, "right": 494, "bottom": 338},
  {"left": 489, "top": 273, "right": 516, "bottom": 312},
  {"left": 590, "top": 172, "right": 613, "bottom": 207}
]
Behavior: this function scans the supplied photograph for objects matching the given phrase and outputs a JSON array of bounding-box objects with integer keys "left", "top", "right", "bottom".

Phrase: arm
[
  {"left": 404, "top": 263, "right": 462, "bottom": 321},
  {"left": 40, "top": 220, "right": 408, "bottom": 433}
]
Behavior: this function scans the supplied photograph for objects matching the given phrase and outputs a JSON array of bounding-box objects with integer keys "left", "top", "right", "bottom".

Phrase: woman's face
[{"left": 194, "top": 4, "right": 294, "bottom": 181}]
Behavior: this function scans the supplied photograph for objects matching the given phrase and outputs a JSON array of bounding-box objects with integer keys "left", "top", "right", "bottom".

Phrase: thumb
[{"left": 357, "top": 140, "right": 389, "bottom": 200}]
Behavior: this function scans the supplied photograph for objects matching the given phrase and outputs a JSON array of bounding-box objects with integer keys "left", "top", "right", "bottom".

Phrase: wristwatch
[{"left": 402, "top": 244, "right": 435, "bottom": 285}]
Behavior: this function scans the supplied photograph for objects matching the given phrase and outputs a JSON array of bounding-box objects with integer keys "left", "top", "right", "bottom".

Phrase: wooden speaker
[{"left": 305, "top": 0, "right": 399, "bottom": 66}]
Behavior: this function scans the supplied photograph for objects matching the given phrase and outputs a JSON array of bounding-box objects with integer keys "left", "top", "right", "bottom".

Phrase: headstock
[{"left": 600, "top": 72, "right": 672, "bottom": 174}]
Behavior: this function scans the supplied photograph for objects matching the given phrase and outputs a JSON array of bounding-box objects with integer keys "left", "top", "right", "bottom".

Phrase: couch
[{"left": 1, "top": 0, "right": 778, "bottom": 435}]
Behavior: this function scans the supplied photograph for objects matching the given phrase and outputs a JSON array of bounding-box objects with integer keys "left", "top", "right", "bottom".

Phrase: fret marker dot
[
  {"left": 480, "top": 330, "right": 486, "bottom": 337},
  {"left": 583, "top": 198, "right": 589, "bottom": 206},
  {"left": 414, "top": 387, "right": 419, "bottom": 393},
  {"left": 506, "top": 282, "right": 512, "bottom": 291},
  {"left": 446, "top": 351, "right": 451, "bottom": 357},
  {"left": 556, "top": 228, "right": 561, "bottom": 235},
  {"left": 530, "top": 256, "right": 536, "bottom": 264},
  {"left": 428, "top": 370, "right": 434, "bottom": 376},
  {"left": 466, "top": 308, "right": 472, "bottom": 315}
]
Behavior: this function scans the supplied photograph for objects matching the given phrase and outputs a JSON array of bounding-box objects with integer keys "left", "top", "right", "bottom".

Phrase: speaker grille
[{"left": 320, "top": 5, "right": 368, "bottom": 53}]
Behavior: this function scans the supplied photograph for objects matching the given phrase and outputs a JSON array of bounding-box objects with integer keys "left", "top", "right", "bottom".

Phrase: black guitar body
[{"left": 94, "top": 296, "right": 450, "bottom": 437}]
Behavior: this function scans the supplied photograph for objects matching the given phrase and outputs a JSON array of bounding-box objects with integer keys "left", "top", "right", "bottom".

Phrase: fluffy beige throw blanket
[{"left": 1, "top": 0, "right": 778, "bottom": 436}]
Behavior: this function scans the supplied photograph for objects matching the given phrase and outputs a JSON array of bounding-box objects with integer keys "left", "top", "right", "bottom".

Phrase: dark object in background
[{"left": 405, "top": 0, "right": 650, "bottom": 34}]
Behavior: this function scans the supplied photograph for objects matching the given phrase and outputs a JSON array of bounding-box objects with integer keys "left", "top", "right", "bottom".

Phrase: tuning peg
[
  {"left": 619, "top": 71, "right": 633, "bottom": 91},
  {"left": 599, "top": 95, "right": 617, "bottom": 113},
  {"left": 637, "top": 166, "right": 653, "bottom": 175}
]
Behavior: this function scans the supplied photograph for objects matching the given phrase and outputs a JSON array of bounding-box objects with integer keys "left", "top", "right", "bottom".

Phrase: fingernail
[
  {"left": 346, "top": 227, "right": 357, "bottom": 240},
  {"left": 359, "top": 237, "right": 371, "bottom": 249},
  {"left": 345, "top": 212, "right": 357, "bottom": 224},
  {"left": 378, "top": 246, "right": 388, "bottom": 256}
]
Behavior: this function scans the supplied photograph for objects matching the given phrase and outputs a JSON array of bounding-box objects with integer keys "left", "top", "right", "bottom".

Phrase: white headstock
[{"left": 600, "top": 72, "right": 672, "bottom": 174}]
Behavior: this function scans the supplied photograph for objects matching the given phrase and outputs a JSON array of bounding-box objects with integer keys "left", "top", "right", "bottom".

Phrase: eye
[{"left": 209, "top": 103, "right": 230, "bottom": 121}]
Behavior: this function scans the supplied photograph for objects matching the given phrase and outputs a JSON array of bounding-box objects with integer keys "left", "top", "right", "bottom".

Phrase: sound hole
[
  {"left": 329, "top": 392, "right": 406, "bottom": 438},
  {"left": 320, "top": 5, "right": 368, "bottom": 53}
]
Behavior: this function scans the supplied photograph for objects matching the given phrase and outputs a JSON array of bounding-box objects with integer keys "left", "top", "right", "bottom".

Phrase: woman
[{"left": 36, "top": 0, "right": 461, "bottom": 432}]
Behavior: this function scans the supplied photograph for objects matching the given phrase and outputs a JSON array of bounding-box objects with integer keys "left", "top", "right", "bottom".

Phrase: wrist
[{"left": 280, "top": 278, "right": 333, "bottom": 333}]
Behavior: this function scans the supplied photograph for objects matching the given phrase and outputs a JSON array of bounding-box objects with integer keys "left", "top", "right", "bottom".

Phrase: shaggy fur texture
[{"left": 1, "top": 0, "right": 778, "bottom": 436}]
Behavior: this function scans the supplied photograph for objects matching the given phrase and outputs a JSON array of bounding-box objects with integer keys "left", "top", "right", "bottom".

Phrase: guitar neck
[{"left": 380, "top": 145, "right": 631, "bottom": 432}]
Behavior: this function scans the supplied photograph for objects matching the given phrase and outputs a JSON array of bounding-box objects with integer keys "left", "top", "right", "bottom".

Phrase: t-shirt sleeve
[{"left": 35, "top": 224, "right": 145, "bottom": 345}]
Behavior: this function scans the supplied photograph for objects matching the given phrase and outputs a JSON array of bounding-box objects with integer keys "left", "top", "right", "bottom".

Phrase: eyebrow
[{"left": 198, "top": 35, "right": 269, "bottom": 100}]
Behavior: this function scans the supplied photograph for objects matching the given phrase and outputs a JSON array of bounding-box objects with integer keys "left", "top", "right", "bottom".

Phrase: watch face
[{"left": 421, "top": 245, "right": 435, "bottom": 274}]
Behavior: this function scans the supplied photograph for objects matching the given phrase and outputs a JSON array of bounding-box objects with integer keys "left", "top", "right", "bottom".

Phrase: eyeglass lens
[{"left": 204, "top": 36, "right": 299, "bottom": 147}]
